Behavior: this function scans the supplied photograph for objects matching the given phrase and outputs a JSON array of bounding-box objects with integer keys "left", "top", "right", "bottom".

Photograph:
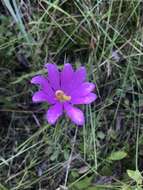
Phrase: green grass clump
[{"left": 0, "top": 0, "right": 143, "bottom": 189}]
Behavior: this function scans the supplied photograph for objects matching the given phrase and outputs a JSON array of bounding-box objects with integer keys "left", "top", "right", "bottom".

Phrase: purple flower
[{"left": 31, "top": 63, "right": 97, "bottom": 126}]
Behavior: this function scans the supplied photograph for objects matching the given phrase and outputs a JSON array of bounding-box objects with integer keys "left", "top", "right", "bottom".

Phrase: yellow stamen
[{"left": 55, "top": 90, "right": 71, "bottom": 102}]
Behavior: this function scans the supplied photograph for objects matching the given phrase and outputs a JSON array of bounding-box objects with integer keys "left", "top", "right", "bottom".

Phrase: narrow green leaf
[
  {"left": 127, "top": 170, "right": 142, "bottom": 185},
  {"left": 74, "top": 177, "right": 92, "bottom": 189},
  {"left": 3, "top": 0, "right": 32, "bottom": 43},
  {"left": 108, "top": 151, "right": 127, "bottom": 161}
]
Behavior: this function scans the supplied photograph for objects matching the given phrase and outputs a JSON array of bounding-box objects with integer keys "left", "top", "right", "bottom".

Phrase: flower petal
[
  {"left": 66, "top": 66, "right": 86, "bottom": 93},
  {"left": 46, "top": 103, "right": 63, "bottom": 124},
  {"left": 71, "top": 93, "right": 97, "bottom": 105},
  {"left": 31, "top": 75, "right": 54, "bottom": 94},
  {"left": 32, "top": 91, "right": 56, "bottom": 104},
  {"left": 64, "top": 103, "right": 84, "bottom": 125},
  {"left": 61, "top": 63, "right": 74, "bottom": 92},
  {"left": 74, "top": 66, "right": 86, "bottom": 84},
  {"left": 31, "top": 75, "right": 48, "bottom": 85},
  {"left": 70, "top": 82, "right": 95, "bottom": 97},
  {"left": 45, "top": 63, "right": 60, "bottom": 90}
]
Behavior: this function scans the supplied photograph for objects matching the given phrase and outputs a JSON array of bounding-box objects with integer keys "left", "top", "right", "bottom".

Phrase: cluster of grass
[{"left": 0, "top": 0, "right": 143, "bottom": 189}]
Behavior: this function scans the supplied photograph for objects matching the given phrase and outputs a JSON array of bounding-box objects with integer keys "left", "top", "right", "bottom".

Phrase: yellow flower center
[{"left": 55, "top": 90, "right": 71, "bottom": 102}]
